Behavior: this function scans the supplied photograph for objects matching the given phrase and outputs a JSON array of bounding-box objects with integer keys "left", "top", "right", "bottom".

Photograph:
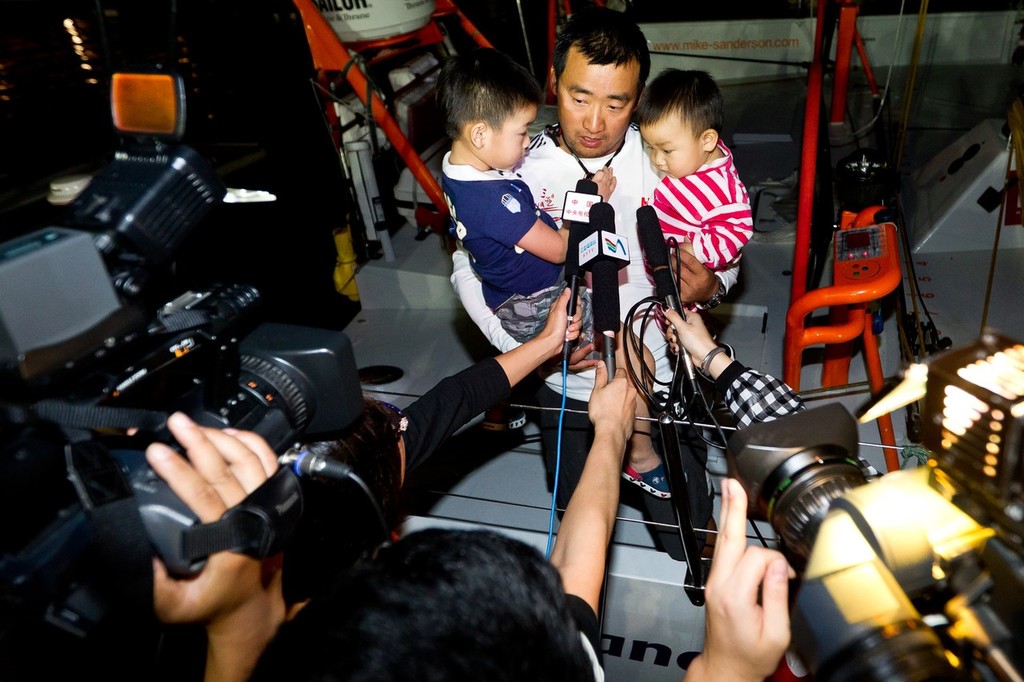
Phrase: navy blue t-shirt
[{"left": 443, "top": 162, "right": 561, "bottom": 310}]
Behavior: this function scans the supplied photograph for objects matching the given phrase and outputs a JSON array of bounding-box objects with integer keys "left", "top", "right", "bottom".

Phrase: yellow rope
[
  {"left": 893, "top": 0, "right": 929, "bottom": 174},
  {"left": 892, "top": 1, "right": 930, "bottom": 361},
  {"left": 979, "top": 98, "right": 1024, "bottom": 331}
]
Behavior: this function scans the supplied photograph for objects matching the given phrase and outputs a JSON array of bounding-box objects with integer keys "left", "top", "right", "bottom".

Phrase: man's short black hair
[
  {"left": 635, "top": 69, "right": 724, "bottom": 135},
  {"left": 255, "top": 529, "right": 594, "bottom": 682},
  {"left": 552, "top": 6, "right": 651, "bottom": 88},
  {"left": 436, "top": 47, "right": 543, "bottom": 139}
]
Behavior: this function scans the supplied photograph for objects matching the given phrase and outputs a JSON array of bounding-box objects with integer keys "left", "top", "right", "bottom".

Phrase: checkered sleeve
[{"left": 717, "top": 363, "right": 804, "bottom": 429}]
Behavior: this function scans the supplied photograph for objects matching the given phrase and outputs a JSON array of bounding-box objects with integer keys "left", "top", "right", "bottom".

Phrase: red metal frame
[
  {"left": 784, "top": 209, "right": 901, "bottom": 471},
  {"left": 791, "top": 0, "right": 883, "bottom": 304},
  {"left": 830, "top": 0, "right": 880, "bottom": 124},
  {"left": 790, "top": 61, "right": 822, "bottom": 305},
  {"left": 546, "top": 0, "right": 559, "bottom": 103},
  {"left": 292, "top": 0, "right": 492, "bottom": 233},
  {"left": 787, "top": 0, "right": 890, "bottom": 431}
]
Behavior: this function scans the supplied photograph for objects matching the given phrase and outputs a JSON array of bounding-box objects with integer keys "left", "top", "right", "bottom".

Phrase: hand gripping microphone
[
  {"left": 636, "top": 205, "right": 695, "bottom": 383},
  {"left": 562, "top": 179, "right": 600, "bottom": 362},
  {"left": 583, "top": 201, "right": 629, "bottom": 376}
]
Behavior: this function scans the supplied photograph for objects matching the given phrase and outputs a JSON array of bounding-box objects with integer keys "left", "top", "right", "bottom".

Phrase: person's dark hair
[
  {"left": 552, "top": 5, "right": 651, "bottom": 88},
  {"left": 635, "top": 69, "right": 724, "bottom": 135},
  {"left": 256, "top": 529, "right": 594, "bottom": 682},
  {"left": 282, "top": 397, "right": 404, "bottom": 605},
  {"left": 436, "top": 47, "right": 543, "bottom": 139}
]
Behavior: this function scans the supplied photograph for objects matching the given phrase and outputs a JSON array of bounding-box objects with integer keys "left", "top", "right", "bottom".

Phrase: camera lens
[
  {"left": 818, "top": 618, "right": 959, "bottom": 682},
  {"left": 764, "top": 447, "right": 868, "bottom": 561},
  {"left": 728, "top": 403, "right": 864, "bottom": 563}
]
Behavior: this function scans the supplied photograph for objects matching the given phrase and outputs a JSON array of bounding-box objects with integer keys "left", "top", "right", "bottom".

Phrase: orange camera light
[{"left": 110, "top": 72, "right": 184, "bottom": 137}]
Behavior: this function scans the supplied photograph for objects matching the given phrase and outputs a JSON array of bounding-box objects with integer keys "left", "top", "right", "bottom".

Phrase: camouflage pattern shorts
[{"left": 495, "top": 283, "right": 594, "bottom": 349}]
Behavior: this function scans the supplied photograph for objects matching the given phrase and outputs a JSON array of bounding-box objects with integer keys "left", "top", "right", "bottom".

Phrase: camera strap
[
  {"left": 0, "top": 400, "right": 168, "bottom": 439},
  {"left": 180, "top": 467, "right": 303, "bottom": 563}
]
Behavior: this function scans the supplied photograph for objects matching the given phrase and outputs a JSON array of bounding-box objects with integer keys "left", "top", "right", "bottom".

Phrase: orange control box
[{"left": 833, "top": 222, "right": 901, "bottom": 293}]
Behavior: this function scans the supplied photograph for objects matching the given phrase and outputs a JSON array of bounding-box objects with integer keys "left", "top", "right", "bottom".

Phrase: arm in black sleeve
[{"left": 401, "top": 358, "right": 512, "bottom": 471}]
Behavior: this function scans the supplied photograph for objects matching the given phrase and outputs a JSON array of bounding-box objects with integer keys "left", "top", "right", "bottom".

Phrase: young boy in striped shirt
[{"left": 635, "top": 69, "right": 752, "bottom": 279}]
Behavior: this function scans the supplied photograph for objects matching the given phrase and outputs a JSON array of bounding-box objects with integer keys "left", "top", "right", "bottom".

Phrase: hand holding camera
[
  {"left": 689, "top": 478, "right": 793, "bottom": 682},
  {"left": 148, "top": 412, "right": 287, "bottom": 682}
]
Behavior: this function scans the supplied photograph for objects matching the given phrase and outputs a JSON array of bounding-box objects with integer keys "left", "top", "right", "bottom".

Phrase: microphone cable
[
  {"left": 621, "top": 294, "right": 732, "bottom": 475},
  {"left": 546, "top": 352, "right": 571, "bottom": 559},
  {"left": 547, "top": 179, "right": 600, "bottom": 558}
]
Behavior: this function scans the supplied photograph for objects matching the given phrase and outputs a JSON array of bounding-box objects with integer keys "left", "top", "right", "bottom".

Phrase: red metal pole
[
  {"left": 812, "top": 0, "right": 828, "bottom": 64},
  {"left": 854, "top": 25, "right": 880, "bottom": 97},
  {"left": 789, "top": 60, "right": 822, "bottom": 307},
  {"left": 434, "top": 0, "right": 494, "bottom": 48},
  {"left": 292, "top": 0, "right": 450, "bottom": 228},
  {"left": 830, "top": 1, "right": 858, "bottom": 124}
]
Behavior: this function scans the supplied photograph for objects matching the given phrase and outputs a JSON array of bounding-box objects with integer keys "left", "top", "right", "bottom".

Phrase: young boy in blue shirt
[{"left": 439, "top": 47, "right": 613, "bottom": 344}]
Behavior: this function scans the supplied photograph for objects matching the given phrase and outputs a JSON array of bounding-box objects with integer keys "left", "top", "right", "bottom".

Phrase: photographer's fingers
[
  {"left": 223, "top": 428, "right": 279, "bottom": 478},
  {"left": 728, "top": 544, "right": 784, "bottom": 604},
  {"left": 146, "top": 440, "right": 228, "bottom": 524},
  {"left": 760, "top": 557, "right": 792, "bottom": 644},
  {"left": 163, "top": 412, "right": 248, "bottom": 508},
  {"left": 200, "top": 427, "right": 278, "bottom": 492},
  {"left": 710, "top": 478, "right": 749, "bottom": 576}
]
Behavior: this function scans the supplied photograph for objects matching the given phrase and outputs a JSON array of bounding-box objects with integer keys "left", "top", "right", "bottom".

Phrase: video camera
[
  {"left": 728, "top": 331, "right": 1024, "bottom": 681},
  {"left": 0, "top": 71, "right": 364, "bottom": 636}
]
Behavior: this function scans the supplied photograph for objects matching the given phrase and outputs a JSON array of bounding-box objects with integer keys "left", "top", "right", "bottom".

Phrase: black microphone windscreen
[
  {"left": 636, "top": 206, "right": 668, "bottom": 269},
  {"left": 636, "top": 205, "right": 676, "bottom": 304},
  {"left": 592, "top": 261, "right": 620, "bottom": 335},
  {"left": 589, "top": 201, "right": 616, "bottom": 234}
]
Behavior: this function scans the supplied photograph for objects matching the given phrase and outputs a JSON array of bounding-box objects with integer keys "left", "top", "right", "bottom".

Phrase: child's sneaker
[{"left": 622, "top": 462, "right": 672, "bottom": 498}]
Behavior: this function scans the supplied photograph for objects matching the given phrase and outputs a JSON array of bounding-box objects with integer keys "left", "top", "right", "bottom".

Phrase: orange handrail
[{"left": 784, "top": 220, "right": 902, "bottom": 471}]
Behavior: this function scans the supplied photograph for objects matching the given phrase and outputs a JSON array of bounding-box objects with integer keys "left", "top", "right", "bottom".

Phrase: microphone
[
  {"left": 562, "top": 179, "right": 600, "bottom": 362},
  {"left": 636, "top": 205, "right": 695, "bottom": 383},
  {"left": 585, "top": 202, "right": 627, "bottom": 376}
]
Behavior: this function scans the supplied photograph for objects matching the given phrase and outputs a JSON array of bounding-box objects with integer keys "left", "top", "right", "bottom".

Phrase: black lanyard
[{"left": 545, "top": 124, "right": 626, "bottom": 180}]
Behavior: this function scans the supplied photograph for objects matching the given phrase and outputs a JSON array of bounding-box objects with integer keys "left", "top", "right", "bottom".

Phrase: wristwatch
[{"left": 696, "top": 279, "right": 726, "bottom": 310}]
